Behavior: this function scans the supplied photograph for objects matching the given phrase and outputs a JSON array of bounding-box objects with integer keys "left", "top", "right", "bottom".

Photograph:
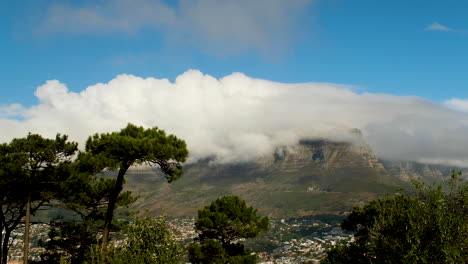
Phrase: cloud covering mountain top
[{"left": 2, "top": 70, "right": 468, "bottom": 166}]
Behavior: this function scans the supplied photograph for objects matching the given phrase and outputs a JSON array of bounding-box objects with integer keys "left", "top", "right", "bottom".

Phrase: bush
[
  {"left": 322, "top": 171, "right": 468, "bottom": 264},
  {"left": 85, "top": 216, "right": 181, "bottom": 264},
  {"left": 188, "top": 196, "right": 269, "bottom": 264}
]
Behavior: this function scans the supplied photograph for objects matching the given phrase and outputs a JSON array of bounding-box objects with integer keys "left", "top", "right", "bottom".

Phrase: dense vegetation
[
  {"left": 84, "top": 216, "right": 181, "bottom": 264},
  {"left": 188, "top": 196, "right": 270, "bottom": 264},
  {"left": 0, "top": 124, "right": 188, "bottom": 264},
  {"left": 322, "top": 171, "right": 468, "bottom": 264},
  {"left": 81, "top": 124, "right": 188, "bottom": 250},
  {"left": 0, "top": 134, "right": 77, "bottom": 264}
]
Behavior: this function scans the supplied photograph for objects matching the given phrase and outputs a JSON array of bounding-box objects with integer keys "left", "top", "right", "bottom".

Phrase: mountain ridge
[{"left": 123, "top": 138, "right": 464, "bottom": 218}]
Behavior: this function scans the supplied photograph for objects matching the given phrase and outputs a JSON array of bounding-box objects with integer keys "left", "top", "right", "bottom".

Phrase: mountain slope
[{"left": 124, "top": 139, "right": 448, "bottom": 217}]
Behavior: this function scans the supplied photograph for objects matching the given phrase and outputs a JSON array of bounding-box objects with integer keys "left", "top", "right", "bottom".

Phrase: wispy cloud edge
[{"left": 425, "top": 22, "right": 454, "bottom": 32}]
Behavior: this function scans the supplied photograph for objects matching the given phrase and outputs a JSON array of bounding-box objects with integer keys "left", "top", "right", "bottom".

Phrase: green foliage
[
  {"left": 39, "top": 173, "right": 137, "bottom": 264},
  {"left": 189, "top": 239, "right": 225, "bottom": 264},
  {"left": 0, "top": 133, "right": 77, "bottom": 264},
  {"left": 195, "top": 196, "right": 270, "bottom": 244},
  {"left": 121, "top": 216, "right": 181, "bottom": 263},
  {"left": 322, "top": 171, "right": 468, "bottom": 264},
  {"left": 84, "top": 123, "right": 188, "bottom": 181},
  {"left": 188, "top": 196, "right": 269, "bottom": 264},
  {"left": 84, "top": 216, "right": 181, "bottom": 264},
  {"left": 58, "top": 172, "right": 136, "bottom": 220},
  {"left": 81, "top": 123, "right": 188, "bottom": 248},
  {"left": 0, "top": 133, "right": 78, "bottom": 204},
  {"left": 188, "top": 239, "right": 258, "bottom": 264},
  {"left": 39, "top": 220, "right": 100, "bottom": 264},
  {"left": 0, "top": 125, "right": 188, "bottom": 263}
]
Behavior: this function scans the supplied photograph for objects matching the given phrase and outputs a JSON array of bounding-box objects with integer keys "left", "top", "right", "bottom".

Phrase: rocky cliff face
[
  {"left": 259, "top": 139, "right": 385, "bottom": 171},
  {"left": 380, "top": 160, "right": 459, "bottom": 182},
  {"left": 259, "top": 138, "right": 462, "bottom": 183}
]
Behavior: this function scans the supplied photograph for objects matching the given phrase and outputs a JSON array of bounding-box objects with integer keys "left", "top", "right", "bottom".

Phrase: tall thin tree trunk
[
  {"left": 1, "top": 229, "right": 11, "bottom": 264},
  {"left": 23, "top": 194, "right": 31, "bottom": 264},
  {"left": 101, "top": 163, "right": 130, "bottom": 252},
  {"left": 0, "top": 218, "right": 3, "bottom": 264}
]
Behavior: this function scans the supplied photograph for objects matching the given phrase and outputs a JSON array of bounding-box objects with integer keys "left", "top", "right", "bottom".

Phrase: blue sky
[
  {"left": 1, "top": 0, "right": 467, "bottom": 106},
  {"left": 1, "top": 0, "right": 468, "bottom": 166}
]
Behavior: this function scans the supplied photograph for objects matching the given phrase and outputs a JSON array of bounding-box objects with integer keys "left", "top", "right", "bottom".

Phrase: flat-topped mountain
[{"left": 124, "top": 139, "right": 464, "bottom": 218}]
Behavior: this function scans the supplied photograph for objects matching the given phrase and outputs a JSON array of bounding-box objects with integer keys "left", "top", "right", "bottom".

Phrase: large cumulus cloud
[{"left": 1, "top": 70, "right": 468, "bottom": 166}]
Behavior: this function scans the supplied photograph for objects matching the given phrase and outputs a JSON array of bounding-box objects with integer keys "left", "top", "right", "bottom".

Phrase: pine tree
[
  {"left": 189, "top": 196, "right": 269, "bottom": 264},
  {"left": 81, "top": 124, "right": 188, "bottom": 250},
  {"left": 0, "top": 134, "right": 77, "bottom": 264}
]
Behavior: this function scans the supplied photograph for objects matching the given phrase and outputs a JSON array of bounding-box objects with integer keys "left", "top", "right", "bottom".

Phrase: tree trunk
[
  {"left": 101, "top": 163, "right": 130, "bottom": 252},
  {"left": 1, "top": 203, "right": 25, "bottom": 264},
  {"left": 1, "top": 229, "right": 10, "bottom": 264},
  {"left": 23, "top": 195, "right": 31, "bottom": 264},
  {"left": 0, "top": 215, "right": 3, "bottom": 264}
]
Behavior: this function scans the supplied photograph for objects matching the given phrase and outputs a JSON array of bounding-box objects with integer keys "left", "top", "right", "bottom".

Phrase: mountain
[{"left": 123, "top": 138, "right": 464, "bottom": 218}]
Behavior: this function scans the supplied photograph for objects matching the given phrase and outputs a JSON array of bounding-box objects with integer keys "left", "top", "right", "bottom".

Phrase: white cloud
[
  {"left": 444, "top": 98, "right": 468, "bottom": 112},
  {"left": 0, "top": 104, "right": 26, "bottom": 118},
  {"left": 36, "top": 0, "right": 314, "bottom": 55},
  {"left": 2, "top": 70, "right": 468, "bottom": 167},
  {"left": 425, "top": 22, "right": 454, "bottom": 32}
]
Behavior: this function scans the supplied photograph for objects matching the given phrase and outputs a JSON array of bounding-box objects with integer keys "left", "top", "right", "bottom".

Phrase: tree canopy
[
  {"left": 0, "top": 125, "right": 188, "bottom": 263},
  {"left": 322, "top": 171, "right": 468, "bottom": 264},
  {"left": 81, "top": 123, "right": 188, "bottom": 249},
  {"left": 189, "top": 196, "right": 269, "bottom": 264},
  {"left": 0, "top": 134, "right": 77, "bottom": 264}
]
